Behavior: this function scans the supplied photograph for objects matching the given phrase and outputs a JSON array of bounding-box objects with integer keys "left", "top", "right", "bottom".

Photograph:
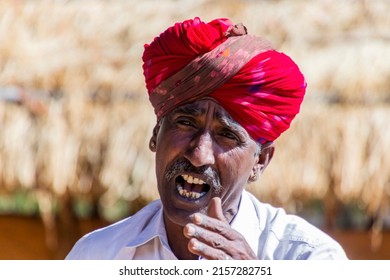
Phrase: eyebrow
[
  {"left": 171, "top": 102, "right": 247, "bottom": 135},
  {"left": 215, "top": 111, "right": 246, "bottom": 133},
  {"left": 171, "top": 103, "right": 205, "bottom": 117}
]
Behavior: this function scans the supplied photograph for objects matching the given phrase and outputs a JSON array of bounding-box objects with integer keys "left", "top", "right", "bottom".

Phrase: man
[{"left": 66, "top": 17, "right": 347, "bottom": 260}]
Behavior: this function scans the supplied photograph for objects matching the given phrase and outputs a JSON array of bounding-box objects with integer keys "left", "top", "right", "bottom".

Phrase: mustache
[{"left": 165, "top": 158, "right": 222, "bottom": 191}]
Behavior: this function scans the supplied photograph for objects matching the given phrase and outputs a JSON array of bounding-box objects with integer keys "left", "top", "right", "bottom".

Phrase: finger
[
  {"left": 187, "top": 238, "right": 232, "bottom": 260},
  {"left": 190, "top": 213, "right": 234, "bottom": 240},
  {"left": 184, "top": 223, "right": 228, "bottom": 247},
  {"left": 184, "top": 222, "right": 243, "bottom": 259},
  {"left": 188, "top": 197, "right": 230, "bottom": 237},
  {"left": 186, "top": 228, "right": 256, "bottom": 260},
  {"left": 184, "top": 218, "right": 257, "bottom": 260},
  {"left": 207, "top": 197, "right": 226, "bottom": 222}
]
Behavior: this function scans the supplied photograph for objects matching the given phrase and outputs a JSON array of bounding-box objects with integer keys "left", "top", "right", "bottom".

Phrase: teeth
[
  {"left": 181, "top": 174, "right": 205, "bottom": 185},
  {"left": 177, "top": 185, "right": 184, "bottom": 196},
  {"left": 177, "top": 174, "right": 208, "bottom": 200},
  {"left": 176, "top": 185, "right": 206, "bottom": 199}
]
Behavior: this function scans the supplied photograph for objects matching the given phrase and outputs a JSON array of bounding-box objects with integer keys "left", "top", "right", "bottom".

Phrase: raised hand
[{"left": 183, "top": 197, "right": 257, "bottom": 260}]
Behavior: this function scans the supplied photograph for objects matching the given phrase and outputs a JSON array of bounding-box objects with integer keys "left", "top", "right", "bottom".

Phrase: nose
[{"left": 185, "top": 131, "right": 215, "bottom": 167}]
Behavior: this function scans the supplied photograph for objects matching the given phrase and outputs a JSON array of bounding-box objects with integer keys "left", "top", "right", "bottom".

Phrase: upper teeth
[{"left": 182, "top": 174, "right": 205, "bottom": 185}]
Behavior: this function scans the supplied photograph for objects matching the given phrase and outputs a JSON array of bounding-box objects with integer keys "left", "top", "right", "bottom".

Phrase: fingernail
[
  {"left": 193, "top": 213, "right": 202, "bottom": 224},
  {"left": 186, "top": 225, "right": 195, "bottom": 236},
  {"left": 190, "top": 239, "right": 198, "bottom": 250}
]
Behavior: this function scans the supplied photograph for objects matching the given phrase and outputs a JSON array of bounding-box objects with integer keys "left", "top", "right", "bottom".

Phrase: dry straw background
[{"left": 0, "top": 0, "right": 390, "bottom": 258}]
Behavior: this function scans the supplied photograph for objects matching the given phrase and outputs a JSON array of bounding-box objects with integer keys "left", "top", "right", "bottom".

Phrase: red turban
[{"left": 142, "top": 17, "right": 306, "bottom": 143}]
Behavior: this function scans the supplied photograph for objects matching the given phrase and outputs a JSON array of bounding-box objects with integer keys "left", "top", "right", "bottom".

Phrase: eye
[
  {"left": 219, "top": 130, "right": 239, "bottom": 141},
  {"left": 176, "top": 117, "right": 196, "bottom": 128}
]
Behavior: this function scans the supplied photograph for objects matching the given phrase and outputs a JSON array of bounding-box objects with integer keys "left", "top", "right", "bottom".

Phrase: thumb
[{"left": 207, "top": 197, "right": 227, "bottom": 222}]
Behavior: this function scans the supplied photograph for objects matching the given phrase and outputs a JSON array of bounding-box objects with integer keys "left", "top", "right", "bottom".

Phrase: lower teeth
[{"left": 177, "top": 185, "right": 206, "bottom": 199}]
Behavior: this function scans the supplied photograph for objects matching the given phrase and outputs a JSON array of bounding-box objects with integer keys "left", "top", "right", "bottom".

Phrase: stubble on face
[{"left": 165, "top": 157, "right": 222, "bottom": 194}]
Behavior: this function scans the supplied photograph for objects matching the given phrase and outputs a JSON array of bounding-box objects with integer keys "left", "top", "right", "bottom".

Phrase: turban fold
[{"left": 142, "top": 17, "right": 306, "bottom": 143}]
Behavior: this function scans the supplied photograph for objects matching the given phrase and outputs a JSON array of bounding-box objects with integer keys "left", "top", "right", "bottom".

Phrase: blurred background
[{"left": 0, "top": 0, "right": 389, "bottom": 259}]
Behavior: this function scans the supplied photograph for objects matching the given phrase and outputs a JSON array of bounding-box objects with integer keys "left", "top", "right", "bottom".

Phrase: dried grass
[{"left": 0, "top": 0, "right": 389, "bottom": 219}]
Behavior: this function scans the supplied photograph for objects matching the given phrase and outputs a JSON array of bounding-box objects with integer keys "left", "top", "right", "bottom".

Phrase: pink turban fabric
[{"left": 142, "top": 17, "right": 306, "bottom": 143}]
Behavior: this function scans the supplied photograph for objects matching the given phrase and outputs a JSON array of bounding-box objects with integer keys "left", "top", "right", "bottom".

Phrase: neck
[{"left": 163, "top": 214, "right": 198, "bottom": 260}]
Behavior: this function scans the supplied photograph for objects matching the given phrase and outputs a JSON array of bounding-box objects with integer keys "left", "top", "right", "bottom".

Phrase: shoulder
[
  {"left": 65, "top": 200, "right": 162, "bottom": 260},
  {"left": 244, "top": 192, "right": 347, "bottom": 259}
]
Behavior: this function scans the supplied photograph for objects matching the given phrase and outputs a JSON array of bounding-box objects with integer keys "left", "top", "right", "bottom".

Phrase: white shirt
[{"left": 66, "top": 191, "right": 347, "bottom": 260}]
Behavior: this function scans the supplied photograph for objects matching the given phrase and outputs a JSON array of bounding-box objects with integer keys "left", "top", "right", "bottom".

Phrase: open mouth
[{"left": 175, "top": 174, "right": 211, "bottom": 200}]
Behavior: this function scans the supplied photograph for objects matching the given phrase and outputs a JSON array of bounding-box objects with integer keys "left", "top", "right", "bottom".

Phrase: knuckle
[
  {"left": 194, "top": 226, "right": 204, "bottom": 238},
  {"left": 235, "top": 232, "right": 245, "bottom": 242},
  {"left": 212, "top": 238, "right": 224, "bottom": 248},
  {"left": 226, "top": 229, "right": 243, "bottom": 241},
  {"left": 215, "top": 223, "right": 225, "bottom": 233}
]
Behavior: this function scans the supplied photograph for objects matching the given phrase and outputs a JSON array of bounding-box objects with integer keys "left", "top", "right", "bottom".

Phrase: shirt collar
[
  {"left": 230, "top": 191, "right": 261, "bottom": 254},
  {"left": 125, "top": 200, "right": 171, "bottom": 249},
  {"left": 113, "top": 200, "right": 177, "bottom": 259}
]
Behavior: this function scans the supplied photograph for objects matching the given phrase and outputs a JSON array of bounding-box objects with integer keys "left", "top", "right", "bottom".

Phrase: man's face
[{"left": 152, "top": 98, "right": 261, "bottom": 226}]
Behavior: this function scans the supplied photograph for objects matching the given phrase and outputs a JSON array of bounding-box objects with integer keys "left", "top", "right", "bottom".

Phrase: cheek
[
  {"left": 155, "top": 130, "right": 190, "bottom": 177},
  {"left": 219, "top": 151, "right": 255, "bottom": 185},
  {"left": 157, "top": 127, "right": 190, "bottom": 150}
]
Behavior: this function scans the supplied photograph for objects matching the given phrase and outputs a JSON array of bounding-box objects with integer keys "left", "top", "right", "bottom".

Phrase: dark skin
[{"left": 149, "top": 98, "right": 274, "bottom": 260}]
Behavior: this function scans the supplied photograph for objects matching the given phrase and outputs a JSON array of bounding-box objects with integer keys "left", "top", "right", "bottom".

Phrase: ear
[
  {"left": 149, "top": 122, "right": 161, "bottom": 152},
  {"left": 258, "top": 142, "right": 275, "bottom": 174},
  {"left": 249, "top": 142, "right": 275, "bottom": 182}
]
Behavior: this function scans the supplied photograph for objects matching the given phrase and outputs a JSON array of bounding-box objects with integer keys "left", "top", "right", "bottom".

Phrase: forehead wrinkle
[{"left": 171, "top": 102, "right": 205, "bottom": 117}]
